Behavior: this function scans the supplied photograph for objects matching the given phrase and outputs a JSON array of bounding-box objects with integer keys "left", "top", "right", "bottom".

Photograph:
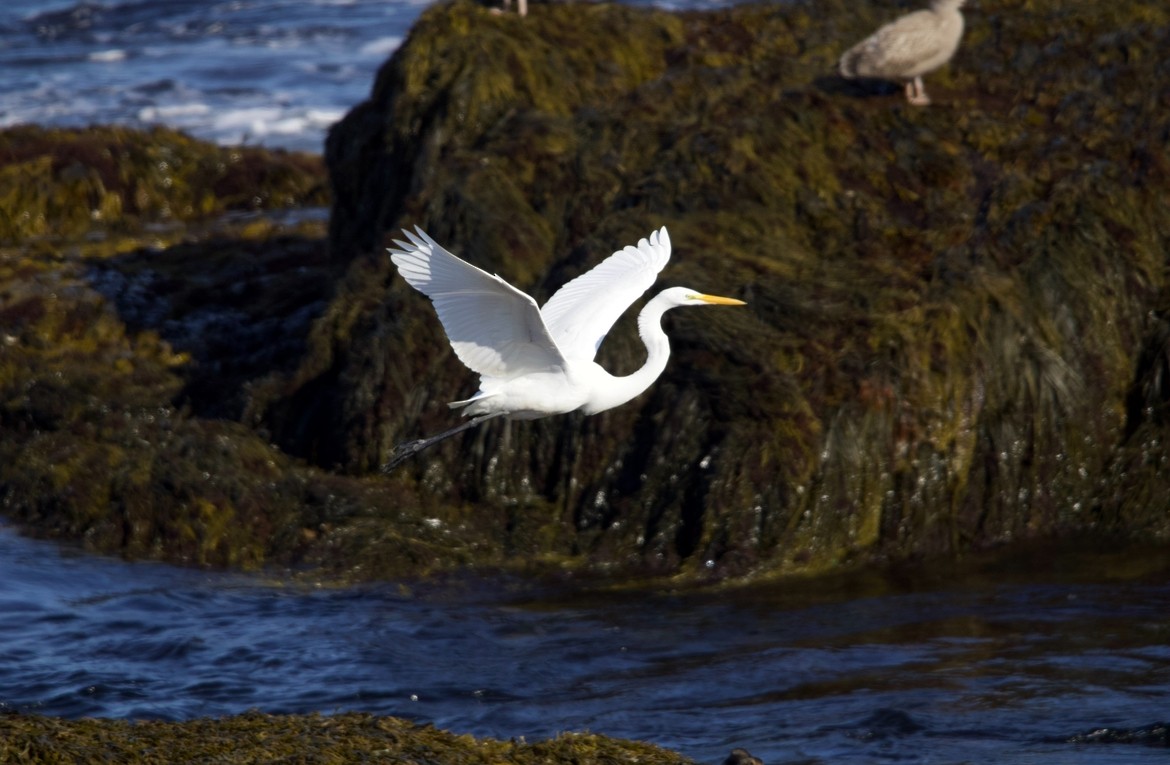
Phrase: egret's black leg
[{"left": 381, "top": 413, "right": 502, "bottom": 472}]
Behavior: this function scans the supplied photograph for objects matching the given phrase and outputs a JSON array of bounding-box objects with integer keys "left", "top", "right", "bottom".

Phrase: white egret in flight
[
  {"left": 839, "top": 0, "right": 966, "bottom": 106},
  {"left": 383, "top": 226, "right": 745, "bottom": 470}
]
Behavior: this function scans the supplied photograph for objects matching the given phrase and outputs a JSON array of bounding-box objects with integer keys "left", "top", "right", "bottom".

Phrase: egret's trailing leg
[{"left": 382, "top": 412, "right": 504, "bottom": 472}]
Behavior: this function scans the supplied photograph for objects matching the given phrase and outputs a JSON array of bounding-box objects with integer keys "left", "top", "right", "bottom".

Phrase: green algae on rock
[
  {"left": 4, "top": 0, "right": 1170, "bottom": 587},
  {"left": 260, "top": 0, "right": 1170, "bottom": 581},
  {"left": 0, "top": 124, "right": 328, "bottom": 244},
  {"left": 0, "top": 230, "right": 478, "bottom": 577},
  {"left": 0, "top": 711, "right": 694, "bottom": 765},
  {"left": 0, "top": 126, "right": 509, "bottom": 582}
]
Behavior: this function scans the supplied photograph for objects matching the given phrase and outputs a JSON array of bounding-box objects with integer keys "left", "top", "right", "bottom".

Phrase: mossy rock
[
  {"left": 0, "top": 125, "right": 329, "bottom": 244},
  {"left": 0, "top": 127, "right": 510, "bottom": 582},
  {"left": 257, "top": 0, "right": 1170, "bottom": 581},
  {"left": 4, "top": 0, "right": 1170, "bottom": 587},
  {"left": 0, "top": 232, "right": 473, "bottom": 578},
  {"left": 0, "top": 711, "right": 694, "bottom": 765}
]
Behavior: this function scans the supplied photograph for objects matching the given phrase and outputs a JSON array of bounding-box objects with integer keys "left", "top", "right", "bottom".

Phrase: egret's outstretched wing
[
  {"left": 540, "top": 227, "right": 672, "bottom": 362},
  {"left": 389, "top": 228, "right": 566, "bottom": 379}
]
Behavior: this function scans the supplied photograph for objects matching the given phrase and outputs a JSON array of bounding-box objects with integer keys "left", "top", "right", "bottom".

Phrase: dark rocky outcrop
[
  {"left": 261, "top": 0, "right": 1170, "bottom": 578},
  {"left": 0, "top": 127, "right": 481, "bottom": 580},
  {"left": 3, "top": 0, "right": 1170, "bottom": 585}
]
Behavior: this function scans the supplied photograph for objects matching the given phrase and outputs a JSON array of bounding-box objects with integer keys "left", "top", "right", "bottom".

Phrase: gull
[{"left": 839, "top": 0, "right": 966, "bottom": 106}]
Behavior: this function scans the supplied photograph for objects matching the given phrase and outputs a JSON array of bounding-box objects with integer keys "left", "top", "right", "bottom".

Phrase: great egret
[
  {"left": 383, "top": 226, "right": 745, "bottom": 470},
  {"left": 838, "top": 0, "right": 966, "bottom": 107}
]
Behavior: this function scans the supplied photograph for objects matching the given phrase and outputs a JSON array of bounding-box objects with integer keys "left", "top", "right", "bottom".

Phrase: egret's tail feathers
[{"left": 448, "top": 391, "right": 496, "bottom": 410}]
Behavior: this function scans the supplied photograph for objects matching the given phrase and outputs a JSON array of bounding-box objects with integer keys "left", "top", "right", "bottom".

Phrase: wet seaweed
[
  {"left": 0, "top": 711, "right": 695, "bottom": 765},
  {"left": 3, "top": 0, "right": 1170, "bottom": 585}
]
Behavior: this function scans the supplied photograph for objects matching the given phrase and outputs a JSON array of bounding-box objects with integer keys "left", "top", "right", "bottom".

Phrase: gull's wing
[
  {"left": 389, "top": 227, "right": 566, "bottom": 379},
  {"left": 850, "top": 10, "right": 945, "bottom": 78},
  {"left": 539, "top": 227, "right": 671, "bottom": 362}
]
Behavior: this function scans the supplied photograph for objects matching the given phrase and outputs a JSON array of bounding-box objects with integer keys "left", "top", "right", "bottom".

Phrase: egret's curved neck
[{"left": 582, "top": 292, "right": 676, "bottom": 415}]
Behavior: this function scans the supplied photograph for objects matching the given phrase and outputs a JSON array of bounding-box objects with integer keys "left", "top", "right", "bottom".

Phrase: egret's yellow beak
[{"left": 696, "top": 293, "right": 746, "bottom": 306}]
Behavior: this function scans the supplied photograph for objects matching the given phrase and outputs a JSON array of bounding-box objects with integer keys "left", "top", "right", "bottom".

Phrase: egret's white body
[
  {"left": 384, "top": 226, "right": 744, "bottom": 468},
  {"left": 839, "top": 0, "right": 966, "bottom": 106}
]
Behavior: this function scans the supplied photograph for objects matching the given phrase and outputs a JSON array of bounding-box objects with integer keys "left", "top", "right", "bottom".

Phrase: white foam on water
[
  {"left": 0, "top": 0, "right": 742, "bottom": 153},
  {"left": 305, "top": 107, "right": 345, "bottom": 126},
  {"left": 88, "top": 49, "right": 127, "bottom": 62},
  {"left": 215, "top": 106, "right": 285, "bottom": 129},
  {"left": 262, "top": 116, "right": 311, "bottom": 137},
  {"left": 358, "top": 36, "right": 402, "bottom": 58},
  {"left": 138, "top": 103, "right": 213, "bottom": 120}
]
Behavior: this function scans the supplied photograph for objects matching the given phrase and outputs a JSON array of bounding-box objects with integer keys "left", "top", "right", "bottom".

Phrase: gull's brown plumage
[{"left": 839, "top": 0, "right": 966, "bottom": 106}]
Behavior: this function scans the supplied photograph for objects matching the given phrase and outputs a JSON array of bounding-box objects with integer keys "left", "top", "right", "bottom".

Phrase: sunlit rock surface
[{"left": 3, "top": 0, "right": 1170, "bottom": 584}]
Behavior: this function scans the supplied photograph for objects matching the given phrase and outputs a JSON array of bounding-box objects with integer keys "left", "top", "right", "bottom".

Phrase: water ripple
[{"left": 1, "top": 526, "right": 1168, "bottom": 764}]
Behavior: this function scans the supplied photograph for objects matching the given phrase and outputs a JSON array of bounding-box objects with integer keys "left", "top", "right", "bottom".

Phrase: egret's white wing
[
  {"left": 539, "top": 227, "right": 671, "bottom": 362},
  {"left": 389, "top": 227, "right": 566, "bottom": 379}
]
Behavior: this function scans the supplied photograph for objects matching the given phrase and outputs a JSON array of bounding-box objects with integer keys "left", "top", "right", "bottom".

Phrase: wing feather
[
  {"left": 843, "top": 9, "right": 956, "bottom": 79},
  {"left": 539, "top": 227, "right": 672, "bottom": 362},
  {"left": 389, "top": 227, "right": 566, "bottom": 379}
]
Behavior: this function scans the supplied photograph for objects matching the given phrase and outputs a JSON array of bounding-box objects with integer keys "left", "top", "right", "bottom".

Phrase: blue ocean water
[
  {"left": 0, "top": 0, "right": 731, "bottom": 154},
  {"left": 2, "top": 525, "right": 1169, "bottom": 764},
  {"left": 3, "top": 2, "right": 1170, "bottom": 762},
  {"left": 0, "top": 0, "right": 430, "bottom": 152}
]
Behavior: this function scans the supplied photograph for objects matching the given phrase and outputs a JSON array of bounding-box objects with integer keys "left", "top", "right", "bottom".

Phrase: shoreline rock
[
  {"left": 2, "top": 0, "right": 1170, "bottom": 585},
  {"left": 264, "top": 0, "right": 1170, "bottom": 578},
  {"left": 0, "top": 711, "right": 695, "bottom": 765}
]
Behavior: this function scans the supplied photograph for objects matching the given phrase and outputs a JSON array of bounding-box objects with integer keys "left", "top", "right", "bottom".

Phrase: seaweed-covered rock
[
  {"left": 260, "top": 0, "right": 1170, "bottom": 580},
  {"left": 0, "top": 711, "right": 695, "bottom": 765},
  {"left": 0, "top": 126, "right": 504, "bottom": 581},
  {"left": 3, "top": 0, "right": 1170, "bottom": 586},
  {"left": 0, "top": 124, "right": 328, "bottom": 243},
  {"left": 0, "top": 223, "right": 476, "bottom": 577}
]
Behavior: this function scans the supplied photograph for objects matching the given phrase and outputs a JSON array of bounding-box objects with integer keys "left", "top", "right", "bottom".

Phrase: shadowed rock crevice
[{"left": 87, "top": 234, "right": 333, "bottom": 421}]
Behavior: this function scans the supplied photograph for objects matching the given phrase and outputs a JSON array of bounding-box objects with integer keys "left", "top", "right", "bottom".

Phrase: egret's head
[{"left": 663, "top": 286, "right": 746, "bottom": 308}]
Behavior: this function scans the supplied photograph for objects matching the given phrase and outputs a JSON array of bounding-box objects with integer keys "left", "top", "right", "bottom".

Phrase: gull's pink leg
[{"left": 908, "top": 76, "right": 932, "bottom": 106}]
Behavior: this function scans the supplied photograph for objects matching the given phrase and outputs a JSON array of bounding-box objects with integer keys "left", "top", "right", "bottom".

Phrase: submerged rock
[{"left": 1065, "top": 722, "right": 1169, "bottom": 747}]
